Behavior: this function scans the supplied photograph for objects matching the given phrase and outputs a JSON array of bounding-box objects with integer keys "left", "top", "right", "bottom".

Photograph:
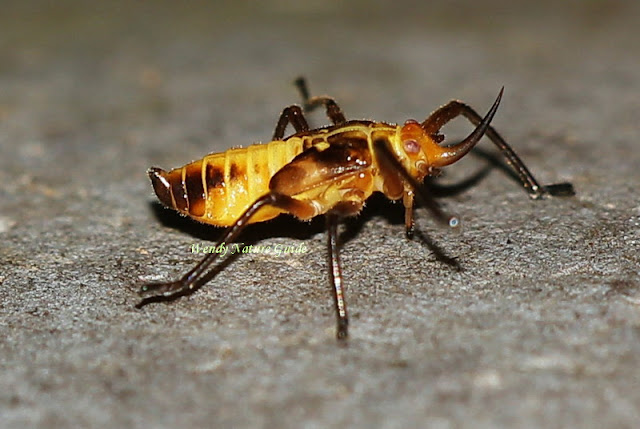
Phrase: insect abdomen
[{"left": 149, "top": 139, "right": 304, "bottom": 226}]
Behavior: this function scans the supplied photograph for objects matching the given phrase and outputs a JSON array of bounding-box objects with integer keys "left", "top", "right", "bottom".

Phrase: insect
[{"left": 137, "top": 78, "right": 574, "bottom": 340}]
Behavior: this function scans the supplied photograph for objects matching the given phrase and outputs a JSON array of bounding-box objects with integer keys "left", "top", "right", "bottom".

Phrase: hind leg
[{"left": 138, "top": 192, "right": 316, "bottom": 302}]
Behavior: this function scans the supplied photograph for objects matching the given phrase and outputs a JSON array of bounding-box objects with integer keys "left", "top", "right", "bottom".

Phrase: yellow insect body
[
  {"left": 150, "top": 121, "right": 419, "bottom": 227},
  {"left": 150, "top": 139, "right": 300, "bottom": 225}
]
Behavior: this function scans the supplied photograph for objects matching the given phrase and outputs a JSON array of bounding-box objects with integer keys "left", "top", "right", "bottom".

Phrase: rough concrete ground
[{"left": 1, "top": 1, "right": 639, "bottom": 428}]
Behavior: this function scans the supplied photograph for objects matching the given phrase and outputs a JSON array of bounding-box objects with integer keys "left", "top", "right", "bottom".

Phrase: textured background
[{"left": 1, "top": 1, "right": 639, "bottom": 428}]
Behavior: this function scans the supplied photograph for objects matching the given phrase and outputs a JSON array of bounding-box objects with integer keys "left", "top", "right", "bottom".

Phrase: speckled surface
[{"left": 1, "top": 1, "right": 640, "bottom": 428}]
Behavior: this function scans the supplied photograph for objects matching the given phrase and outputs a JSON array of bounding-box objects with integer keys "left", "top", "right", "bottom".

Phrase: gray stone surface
[{"left": 1, "top": 1, "right": 639, "bottom": 428}]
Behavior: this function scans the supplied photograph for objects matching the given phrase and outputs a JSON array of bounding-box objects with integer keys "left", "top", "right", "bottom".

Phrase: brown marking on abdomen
[
  {"left": 206, "top": 163, "right": 225, "bottom": 191},
  {"left": 168, "top": 169, "right": 188, "bottom": 211},
  {"left": 229, "top": 162, "right": 245, "bottom": 182},
  {"left": 184, "top": 161, "right": 206, "bottom": 217}
]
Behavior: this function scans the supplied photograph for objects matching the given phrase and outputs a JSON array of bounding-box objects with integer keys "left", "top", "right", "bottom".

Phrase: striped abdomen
[{"left": 149, "top": 139, "right": 304, "bottom": 226}]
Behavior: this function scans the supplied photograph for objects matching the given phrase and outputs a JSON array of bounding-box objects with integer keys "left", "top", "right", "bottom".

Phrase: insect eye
[{"left": 403, "top": 139, "right": 421, "bottom": 154}]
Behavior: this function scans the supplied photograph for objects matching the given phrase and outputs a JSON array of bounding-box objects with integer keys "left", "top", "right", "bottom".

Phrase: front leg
[
  {"left": 403, "top": 190, "right": 415, "bottom": 239},
  {"left": 373, "top": 138, "right": 459, "bottom": 229}
]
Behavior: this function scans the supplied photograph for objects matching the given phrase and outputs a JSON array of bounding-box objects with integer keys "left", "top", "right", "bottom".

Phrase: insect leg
[
  {"left": 294, "top": 77, "right": 347, "bottom": 125},
  {"left": 374, "top": 139, "right": 464, "bottom": 268},
  {"left": 403, "top": 190, "right": 415, "bottom": 239},
  {"left": 422, "top": 97, "right": 574, "bottom": 199},
  {"left": 326, "top": 212, "right": 349, "bottom": 340},
  {"left": 373, "top": 138, "right": 459, "bottom": 228},
  {"left": 272, "top": 105, "right": 310, "bottom": 140},
  {"left": 274, "top": 77, "right": 347, "bottom": 139},
  {"left": 137, "top": 192, "right": 313, "bottom": 303}
]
